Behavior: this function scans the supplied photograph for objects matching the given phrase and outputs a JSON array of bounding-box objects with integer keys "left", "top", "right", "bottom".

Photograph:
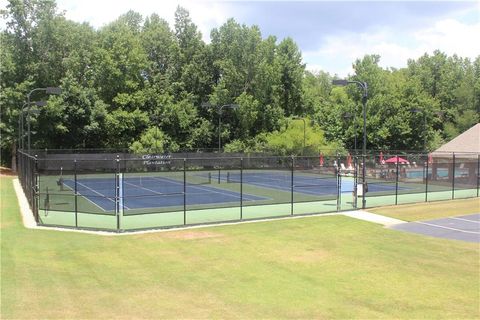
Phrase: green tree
[
  {"left": 275, "top": 38, "right": 305, "bottom": 116},
  {"left": 129, "top": 127, "right": 175, "bottom": 154}
]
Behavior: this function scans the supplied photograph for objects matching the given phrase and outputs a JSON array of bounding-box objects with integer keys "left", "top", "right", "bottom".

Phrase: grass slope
[
  {"left": 369, "top": 198, "right": 480, "bottom": 221},
  {"left": 1, "top": 176, "right": 479, "bottom": 319}
]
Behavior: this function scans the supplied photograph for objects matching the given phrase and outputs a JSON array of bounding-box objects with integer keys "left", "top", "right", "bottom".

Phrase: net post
[
  {"left": 74, "top": 159, "right": 78, "bottom": 228},
  {"left": 424, "top": 154, "right": 429, "bottom": 202},
  {"left": 291, "top": 155, "right": 294, "bottom": 216},
  {"left": 240, "top": 157, "right": 243, "bottom": 221},
  {"left": 395, "top": 154, "right": 399, "bottom": 205},
  {"left": 183, "top": 158, "right": 187, "bottom": 225},
  {"left": 451, "top": 152, "right": 455, "bottom": 199}
]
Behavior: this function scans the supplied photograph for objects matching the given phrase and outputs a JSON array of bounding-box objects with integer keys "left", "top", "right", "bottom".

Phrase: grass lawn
[
  {"left": 369, "top": 197, "right": 480, "bottom": 221},
  {"left": 1, "top": 176, "right": 479, "bottom": 319}
]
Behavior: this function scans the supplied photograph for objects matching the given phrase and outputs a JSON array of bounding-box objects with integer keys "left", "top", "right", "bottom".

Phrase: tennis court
[
  {"left": 16, "top": 151, "right": 478, "bottom": 232},
  {"left": 62, "top": 175, "right": 267, "bottom": 211},
  {"left": 391, "top": 213, "right": 480, "bottom": 242},
  {"left": 224, "top": 171, "right": 402, "bottom": 195}
]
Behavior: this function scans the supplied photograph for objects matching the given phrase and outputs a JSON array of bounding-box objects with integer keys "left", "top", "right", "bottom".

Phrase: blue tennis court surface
[
  {"left": 224, "top": 172, "right": 400, "bottom": 195},
  {"left": 64, "top": 176, "right": 266, "bottom": 211}
]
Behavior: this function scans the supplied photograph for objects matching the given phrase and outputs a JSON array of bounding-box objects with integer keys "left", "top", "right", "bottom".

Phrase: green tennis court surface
[{"left": 38, "top": 178, "right": 478, "bottom": 231}]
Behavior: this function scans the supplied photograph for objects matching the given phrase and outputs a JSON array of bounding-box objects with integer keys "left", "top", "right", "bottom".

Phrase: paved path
[
  {"left": 342, "top": 210, "right": 405, "bottom": 226},
  {"left": 391, "top": 213, "right": 480, "bottom": 243}
]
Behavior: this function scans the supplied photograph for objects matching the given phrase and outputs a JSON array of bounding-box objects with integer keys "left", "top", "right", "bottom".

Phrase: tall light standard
[
  {"left": 19, "top": 101, "right": 47, "bottom": 150},
  {"left": 292, "top": 117, "right": 306, "bottom": 155},
  {"left": 201, "top": 102, "right": 239, "bottom": 153},
  {"left": 332, "top": 79, "right": 368, "bottom": 209},
  {"left": 26, "top": 87, "right": 62, "bottom": 153}
]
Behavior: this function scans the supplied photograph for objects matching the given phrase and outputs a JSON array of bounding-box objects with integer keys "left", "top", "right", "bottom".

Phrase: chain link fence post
[
  {"left": 183, "top": 158, "right": 187, "bottom": 225},
  {"left": 452, "top": 152, "right": 456, "bottom": 200},
  {"left": 74, "top": 159, "right": 78, "bottom": 228},
  {"left": 337, "top": 168, "right": 341, "bottom": 212},
  {"left": 395, "top": 155, "right": 399, "bottom": 205},
  {"left": 115, "top": 155, "right": 121, "bottom": 232},
  {"left": 477, "top": 154, "right": 479, "bottom": 198},
  {"left": 291, "top": 155, "right": 294, "bottom": 216},
  {"left": 240, "top": 157, "right": 243, "bottom": 220},
  {"left": 33, "top": 155, "right": 39, "bottom": 223},
  {"left": 425, "top": 154, "right": 429, "bottom": 202}
]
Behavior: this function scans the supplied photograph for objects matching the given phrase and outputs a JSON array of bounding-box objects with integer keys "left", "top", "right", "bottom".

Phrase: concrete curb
[{"left": 13, "top": 178, "right": 37, "bottom": 228}]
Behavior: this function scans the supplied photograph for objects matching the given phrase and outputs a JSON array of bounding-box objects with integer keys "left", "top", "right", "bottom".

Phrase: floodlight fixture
[
  {"left": 332, "top": 79, "right": 349, "bottom": 86},
  {"left": 45, "top": 87, "right": 62, "bottom": 95}
]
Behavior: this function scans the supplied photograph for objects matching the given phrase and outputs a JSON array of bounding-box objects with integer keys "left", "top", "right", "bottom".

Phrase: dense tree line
[{"left": 1, "top": 0, "right": 479, "bottom": 166}]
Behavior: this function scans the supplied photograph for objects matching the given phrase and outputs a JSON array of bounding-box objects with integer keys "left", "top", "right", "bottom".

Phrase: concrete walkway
[{"left": 342, "top": 210, "right": 405, "bottom": 226}]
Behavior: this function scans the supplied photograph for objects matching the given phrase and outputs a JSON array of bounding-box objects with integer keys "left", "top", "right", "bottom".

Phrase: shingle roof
[{"left": 432, "top": 123, "right": 480, "bottom": 157}]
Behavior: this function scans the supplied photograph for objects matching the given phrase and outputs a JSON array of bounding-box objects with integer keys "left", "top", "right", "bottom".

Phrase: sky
[{"left": 2, "top": 0, "right": 479, "bottom": 76}]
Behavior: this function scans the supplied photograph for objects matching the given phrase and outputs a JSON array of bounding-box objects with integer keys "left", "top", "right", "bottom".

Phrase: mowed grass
[
  {"left": 1, "top": 176, "right": 479, "bottom": 319},
  {"left": 369, "top": 197, "right": 480, "bottom": 221}
]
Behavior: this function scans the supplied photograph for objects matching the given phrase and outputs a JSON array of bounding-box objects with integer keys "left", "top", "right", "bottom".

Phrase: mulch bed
[{"left": 0, "top": 166, "right": 17, "bottom": 176}]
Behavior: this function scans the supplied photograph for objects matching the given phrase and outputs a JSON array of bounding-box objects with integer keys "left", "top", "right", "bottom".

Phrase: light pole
[
  {"left": 218, "top": 104, "right": 239, "bottom": 153},
  {"left": 292, "top": 117, "right": 306, "bottom": 155},
  {"left": 19, "top": 101, "right": 47, "bottom": 150},
  {"left": 410, "top": 109, "right": 427, "bottom": 151},
  {"left": 26, "top": 87, "right": 62, "bottom": 153},
  {"left": 333, "top": 79, "right": 368, "bottom": 209},
  {"left": 201, "top": 102, "right": 239, "bottom": 153}
]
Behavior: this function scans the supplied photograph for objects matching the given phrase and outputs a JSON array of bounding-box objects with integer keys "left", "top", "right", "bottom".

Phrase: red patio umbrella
[
  {"left": 384, "top": 156, "right": 409, "bottom": 164},
  {"left": 319, "top": 153, "right": 324, "bottom": 166}
]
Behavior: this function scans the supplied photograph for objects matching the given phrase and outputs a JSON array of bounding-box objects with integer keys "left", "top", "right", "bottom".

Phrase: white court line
[
  {"left": 124, "top": 180, "right": 166, "bottom": 195},
  {"left": 448, "top": 217, "right": 480, "bottom": 224},
  {"left": 63, "top": 179, "right": 106, "bottom": 212},
  {"left": 416, "top": 221, "right": 480, "bottom": 234},
  {"left": 232, "top": 178, "right": 338, "bottom": 196},
  {"left": 152, "top": 177, "right": 262, "bottom": 201},
  {"left": 76, "top": 180, "right": 131, "bottom": 210}
]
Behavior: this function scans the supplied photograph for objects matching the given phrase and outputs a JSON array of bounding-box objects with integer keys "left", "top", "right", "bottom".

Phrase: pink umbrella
[
  {"left": 384, "top": 156, "right": 409, "bottom": 164},
  {"left": 319, "top": 153, "right": 324, "bottom": 166}
]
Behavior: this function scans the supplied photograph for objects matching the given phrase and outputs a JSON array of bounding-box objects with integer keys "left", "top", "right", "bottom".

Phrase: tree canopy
[{"left": 1, "top": 0, "right": 478, "bottom": 165}]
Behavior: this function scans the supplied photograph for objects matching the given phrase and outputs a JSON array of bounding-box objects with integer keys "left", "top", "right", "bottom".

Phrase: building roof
[{"left": 432, "top": 123, "right": 480, "bottom": 157}]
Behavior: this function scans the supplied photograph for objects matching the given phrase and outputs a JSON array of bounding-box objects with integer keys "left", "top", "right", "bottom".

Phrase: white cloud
[
  {"left": 57, "top": 0, "right": 233, "bottom": 42},
  {"left": 304, "top": 17, "right": 480, "bottom": 77},
  {"left": 304, "top": 19, "right": 480, "bottom": 76},
  {"left": 414, "top": 18, "right": 480, "bottom": 58}
]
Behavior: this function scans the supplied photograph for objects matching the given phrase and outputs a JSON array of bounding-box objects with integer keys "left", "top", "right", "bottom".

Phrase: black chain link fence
[{"left": 17, "top": 150, "right": 479, "bottom": 232}]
